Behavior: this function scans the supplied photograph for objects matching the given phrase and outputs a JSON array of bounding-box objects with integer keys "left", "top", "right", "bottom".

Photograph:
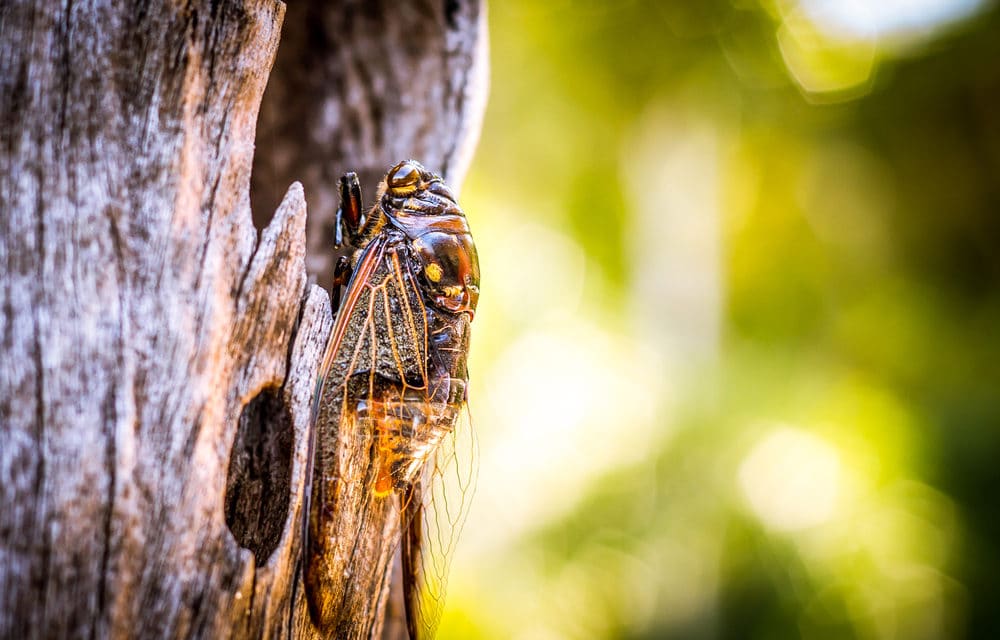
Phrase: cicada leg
[
  {"left": 334, "top": 171, "right": 364, "bottom": 247},
  {"left": 330, "top": 255, "right": 351, "bottom": 311}
]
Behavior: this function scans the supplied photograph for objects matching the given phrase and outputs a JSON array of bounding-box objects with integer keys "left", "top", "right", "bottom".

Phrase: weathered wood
[
  {"left": 0, "top": 0, "right": 486, "bottom": 638},
  {"left": 251, "top": 0, "right": 489, "bottom": 287}
]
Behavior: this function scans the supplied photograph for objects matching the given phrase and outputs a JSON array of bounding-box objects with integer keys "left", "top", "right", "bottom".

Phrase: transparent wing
[
  {"left": 304, "top": 235, "right": 408, "bottom": 631},
  {"left": 402, "top": 399, "right": 479, "bottom": 639}
]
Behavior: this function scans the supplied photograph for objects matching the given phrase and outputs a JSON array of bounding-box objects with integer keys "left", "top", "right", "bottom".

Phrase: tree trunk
[{"left": 0, "top": 1, "right": 486, "bottom": 638}]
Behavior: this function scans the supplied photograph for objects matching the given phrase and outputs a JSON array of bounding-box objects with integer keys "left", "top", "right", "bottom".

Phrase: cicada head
[{"left": 380, "top": 160, "right": 481, "bottom": 319}]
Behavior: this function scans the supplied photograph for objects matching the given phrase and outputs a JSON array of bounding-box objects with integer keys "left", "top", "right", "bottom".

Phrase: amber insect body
[{"left": 303, "top": 161, "right": 479, "bottom": 639}]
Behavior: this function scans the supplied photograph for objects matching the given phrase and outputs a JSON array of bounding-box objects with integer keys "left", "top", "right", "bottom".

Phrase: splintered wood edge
[
  {"left": 243, "top": 281, "right": 332, "bottom": 639},
  {"left": 232, "top": 181, "right": 308, "bottom": 399},
  {"left": 226, "top": 178, "right": 337, "bottom": 639}
]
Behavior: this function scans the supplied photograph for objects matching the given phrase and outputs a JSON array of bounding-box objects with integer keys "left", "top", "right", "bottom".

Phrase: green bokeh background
[{"left": 444, "top": 2, "right": 1000, "bottom": 638}]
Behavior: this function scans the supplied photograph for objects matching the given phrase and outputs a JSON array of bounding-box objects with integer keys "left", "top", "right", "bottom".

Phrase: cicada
[{"left": 303, "top": 161, "right": 479, "bottom": 639}]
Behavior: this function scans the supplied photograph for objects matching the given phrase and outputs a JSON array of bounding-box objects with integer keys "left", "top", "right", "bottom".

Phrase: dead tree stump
[{"left": 0, "top": 1, "right": 487, "bottom": 638}]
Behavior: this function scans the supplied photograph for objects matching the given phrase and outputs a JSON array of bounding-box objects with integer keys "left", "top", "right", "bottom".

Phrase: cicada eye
[{"left": 387, "top": 161, "right": 421, "bottom": 196}]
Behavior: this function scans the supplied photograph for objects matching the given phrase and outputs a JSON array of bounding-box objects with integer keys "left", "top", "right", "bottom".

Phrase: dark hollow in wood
[{"left": 225, "top": 385, "right": 294, "bottom": 566}]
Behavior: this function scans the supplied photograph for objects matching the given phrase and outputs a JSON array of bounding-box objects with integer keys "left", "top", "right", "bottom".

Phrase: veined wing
[
  {"left": 303, "top": 231, "right": 434, "bottom": 635},
  {"left": 402, "top": 395, "right": 479, "bottom": 640}
]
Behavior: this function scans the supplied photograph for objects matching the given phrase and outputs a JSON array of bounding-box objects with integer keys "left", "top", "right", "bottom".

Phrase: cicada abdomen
[{"left": 304, "top": 161, "right": 479, "bottom": 639}]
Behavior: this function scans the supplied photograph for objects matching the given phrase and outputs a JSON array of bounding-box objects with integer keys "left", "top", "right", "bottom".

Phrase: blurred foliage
[{"left": 445, "top": 1, "right": 1000, "bottom": 638}]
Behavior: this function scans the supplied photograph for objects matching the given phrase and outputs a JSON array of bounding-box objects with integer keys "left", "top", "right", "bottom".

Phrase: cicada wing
[
  {"left": 402, "top": 401, "right": 479, "bottom": 639},
  {"left": 303, "top": 236, "right": 393, "bottom": 631},
  {"left": 304, "top": 232, "right": 438, "bottom": 633}
]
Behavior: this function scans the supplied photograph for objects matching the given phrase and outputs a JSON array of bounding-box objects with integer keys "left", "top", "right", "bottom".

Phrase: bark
[{"left": 0, "top": 1, "right": 486, "bottom": 638}]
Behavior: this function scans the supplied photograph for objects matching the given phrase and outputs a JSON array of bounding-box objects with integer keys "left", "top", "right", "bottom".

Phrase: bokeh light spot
[
  {"left": 777, "top": 7, "right": 877, "bottom": 99},
  {"left": 739, "top": 426, "right": 842, "bottom": 531},
  {"left": 800, "top": 0, "right": 985, "bottom": 42}
]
